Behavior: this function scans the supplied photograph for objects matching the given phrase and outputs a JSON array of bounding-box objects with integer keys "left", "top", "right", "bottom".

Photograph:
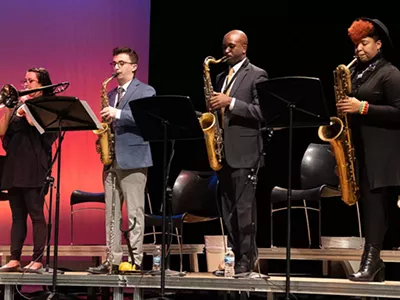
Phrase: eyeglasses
[
  {"left": 20, "top": 79, "right": 38, "bottom": 86},
  {"left": 109, "top": 61, "right": 135, "bottom": 67}
]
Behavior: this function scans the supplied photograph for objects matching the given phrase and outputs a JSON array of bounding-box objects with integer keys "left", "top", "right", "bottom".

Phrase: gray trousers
[{"left": 104, "top": 162, "right": 147, "bottom": 266}]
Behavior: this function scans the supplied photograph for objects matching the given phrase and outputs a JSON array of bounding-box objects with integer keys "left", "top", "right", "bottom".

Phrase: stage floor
[{"left": 1, "top": 271, "right": 400, "bottom": 299}]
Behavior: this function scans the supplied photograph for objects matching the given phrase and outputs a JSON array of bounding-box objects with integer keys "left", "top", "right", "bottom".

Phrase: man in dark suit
[
  {"left": 88, "top": 46, "right": 155, "bottom": 274},
  {"left": 209, "top": 30, "right": 268, "bottom": 274}
]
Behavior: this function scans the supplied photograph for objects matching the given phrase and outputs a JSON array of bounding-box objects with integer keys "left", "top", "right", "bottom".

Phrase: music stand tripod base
[
  {"left": 148, "top": 269, "right": 186, "bottom": 277},
  {"left": 234, "top": 272, "right": 269, "bottom": 279},
  {"left": 44, "top": 267, "right": 65, "bottom": 275}
]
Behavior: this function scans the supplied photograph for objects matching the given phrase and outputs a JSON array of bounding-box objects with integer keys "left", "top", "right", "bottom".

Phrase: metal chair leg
[
  {"left": 219, "top": 217, "right": 227, "bottom": 253},
  {"left": 145, "top": 190, "right": 157, "bottom": 243},
  {"left": 270, "top": 204, "right": 274, "bottom": 248},
  {"left": 356, "top": 202, "right": 363, "bottom": 248},
  {"left": 303, "top": 199, "right": 312, "bottom": 248},
  {"left": 175, "top": 227, "right": 183, "bottom": 272}
]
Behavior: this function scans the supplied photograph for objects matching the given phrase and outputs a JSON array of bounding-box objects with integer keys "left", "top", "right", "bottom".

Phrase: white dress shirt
[
  {"left": 113, "top": 79, "right": 132, "bottom": 119},
  {"left": 221, "top": 57, "right": 246, "bottom": 110}
]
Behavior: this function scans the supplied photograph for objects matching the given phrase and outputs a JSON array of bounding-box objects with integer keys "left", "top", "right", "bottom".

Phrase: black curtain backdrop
[{"left": 146, "top": 0, "right": 400, "bottom": 276}]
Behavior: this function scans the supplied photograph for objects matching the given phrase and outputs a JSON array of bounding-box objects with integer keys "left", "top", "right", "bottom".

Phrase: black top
[
  {"left": 1, "top": 103, "right": 57, "bottom": 190},
  {"left": 350, "top": 56, "right": 400, "bottom": 190}
]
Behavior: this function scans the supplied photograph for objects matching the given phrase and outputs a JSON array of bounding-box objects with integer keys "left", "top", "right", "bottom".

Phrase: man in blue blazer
[{"left": 88, "top": 46, "right": 155, "bottom": 274}]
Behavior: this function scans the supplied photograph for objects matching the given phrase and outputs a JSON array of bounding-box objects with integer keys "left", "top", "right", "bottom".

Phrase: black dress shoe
[
  {"left": 234, "top": 263, "right": 250, "bottom": 275},
  {"left": 87, "top": 262, "right": 118, "bottom": 274},
  {"left": 348, "top": 244, "right": 385, "bottom": 282}
]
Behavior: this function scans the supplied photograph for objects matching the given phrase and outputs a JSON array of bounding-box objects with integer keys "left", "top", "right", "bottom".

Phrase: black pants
[
  {"left": 360, "top": 167, "right": 396, "bottom": 247},
  {"left": 8, "top": 187, "right": 46, "bottom": 262},
  {"left": 218, "top": 166, "right": 257, "bottom": 270}
]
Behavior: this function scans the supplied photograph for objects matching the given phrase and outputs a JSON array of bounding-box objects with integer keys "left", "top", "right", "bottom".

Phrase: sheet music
[
  {"left": 80, "top": 100, "right": 102, "bottom": 130},
  {"left": 21, "top": 98, "right": 102, "bottom": 133},
  {"left": 20, "top": 104, "right": 45, "bottom": 134}
]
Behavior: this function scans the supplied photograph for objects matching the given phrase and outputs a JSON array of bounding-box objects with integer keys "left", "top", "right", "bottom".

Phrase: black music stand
[
  {"left": 25, "top": 95, "right": 102, "bottom": 300},
  {"left": 129, "top": 95, "right": 203, "bottom": 299},
  {"left": 256, "top": 77, "right": 330, "bottom": 300}
]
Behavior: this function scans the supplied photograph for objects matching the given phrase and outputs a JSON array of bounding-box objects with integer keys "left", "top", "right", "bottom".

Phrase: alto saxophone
[
  {"left": 93, "top": 74, "right": 118, "bottom": 271},
  {"left": 198, "top": 56, "right": 227, "bottom": 171},
  {"left": 93, "top": 73, "right": 117, "bottom": 166},
  {"left": 318, "top": 58, "right": 360, "bottom": 206}
]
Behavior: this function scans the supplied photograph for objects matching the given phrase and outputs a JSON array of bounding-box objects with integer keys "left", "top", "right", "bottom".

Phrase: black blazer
[
  {"left": 351, "top": 59, "right": 400, "bottom": 189},
  {"left": 215, "top": 58, "right": 268, "bottom": 169}
]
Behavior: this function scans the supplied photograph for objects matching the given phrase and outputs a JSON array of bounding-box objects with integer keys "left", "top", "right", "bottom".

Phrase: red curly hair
[{"left": 348, "top": 19, "right": 374, "bottom": 45}]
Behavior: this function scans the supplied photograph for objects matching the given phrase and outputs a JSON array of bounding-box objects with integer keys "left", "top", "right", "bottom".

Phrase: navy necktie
[{"left": 116, "top": 86, "right": 124, "bottom": 108}]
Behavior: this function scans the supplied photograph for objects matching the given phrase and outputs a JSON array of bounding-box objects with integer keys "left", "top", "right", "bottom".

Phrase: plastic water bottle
[
  {"left": 224, "top": 247, "right": 235, "bottom": 277},
  {"left": 152, "top": 245, "right": 161, "bottom": 271}
]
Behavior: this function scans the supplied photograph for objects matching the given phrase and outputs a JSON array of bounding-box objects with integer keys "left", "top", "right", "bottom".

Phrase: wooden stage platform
[
  {"left": 2, "top": 271, "right": 400, "bottom": 299},
  {"left": 1, "top": 242, "right": 400, "bottom": 299}
]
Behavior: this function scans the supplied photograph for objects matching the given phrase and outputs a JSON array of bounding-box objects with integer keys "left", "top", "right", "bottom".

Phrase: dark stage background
[{"left": 146, "top": 1, "right": 400, "bottom": 276}]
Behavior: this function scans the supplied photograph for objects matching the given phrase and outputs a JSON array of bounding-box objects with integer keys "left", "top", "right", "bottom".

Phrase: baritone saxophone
[{"left": 318, "top": 58, "right": 360, "bottom": 206}]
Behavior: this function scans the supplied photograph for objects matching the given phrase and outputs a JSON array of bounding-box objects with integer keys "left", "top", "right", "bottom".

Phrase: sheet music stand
[
  {"left": 25, "top": 95, "right": 102, "bottom": 300},
  {"left": 129, "top": 95, "right": 203, "bottom": 299},
  {"left": 256, "top": 76, "right": 330, "bottom": 300}
]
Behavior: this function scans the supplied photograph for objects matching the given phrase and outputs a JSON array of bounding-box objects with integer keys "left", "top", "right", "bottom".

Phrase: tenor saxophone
[
  {"left": 318, "top": 58, "right": 360, "bottom": 206},
  {"left": 199, "top": 56, "right": 227, "bottom": 171},
  {"left": 93, "top": 73, "right": 117, "bottom": 166}
]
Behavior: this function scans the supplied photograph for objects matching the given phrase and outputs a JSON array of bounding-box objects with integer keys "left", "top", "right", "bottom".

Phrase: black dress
[
  {"left": 1, "top": 103, "right": 57, "bottom": 189},
  {"left": 350, "top": 56, "right": 400, "bottom": 190}
]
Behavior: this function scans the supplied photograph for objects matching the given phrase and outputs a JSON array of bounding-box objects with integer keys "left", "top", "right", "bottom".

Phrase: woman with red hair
[{"left": 337, "top": 18, "right": 400, "bottom": 282}]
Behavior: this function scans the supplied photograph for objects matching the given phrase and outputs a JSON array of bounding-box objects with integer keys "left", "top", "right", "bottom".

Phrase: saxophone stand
[
  {"left": 24, "top": 95, "right": 103, "bottom": 300},
  {"left": 256, "top": 77, "right": 329, "bottom": 300},
  {"left": 129, "top": 95, "right": 204, "bottom": 299}
]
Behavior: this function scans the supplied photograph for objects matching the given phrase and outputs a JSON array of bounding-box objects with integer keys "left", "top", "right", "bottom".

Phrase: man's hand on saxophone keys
[
  {"left": 101, "top": 106, "right": 118, "bottom": 122},
  {"left": 209, "top": 92, "right": 232, "bottom": 110},
  {"left": 337, "top": 96, "right": 362, "bottom": 114}
]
